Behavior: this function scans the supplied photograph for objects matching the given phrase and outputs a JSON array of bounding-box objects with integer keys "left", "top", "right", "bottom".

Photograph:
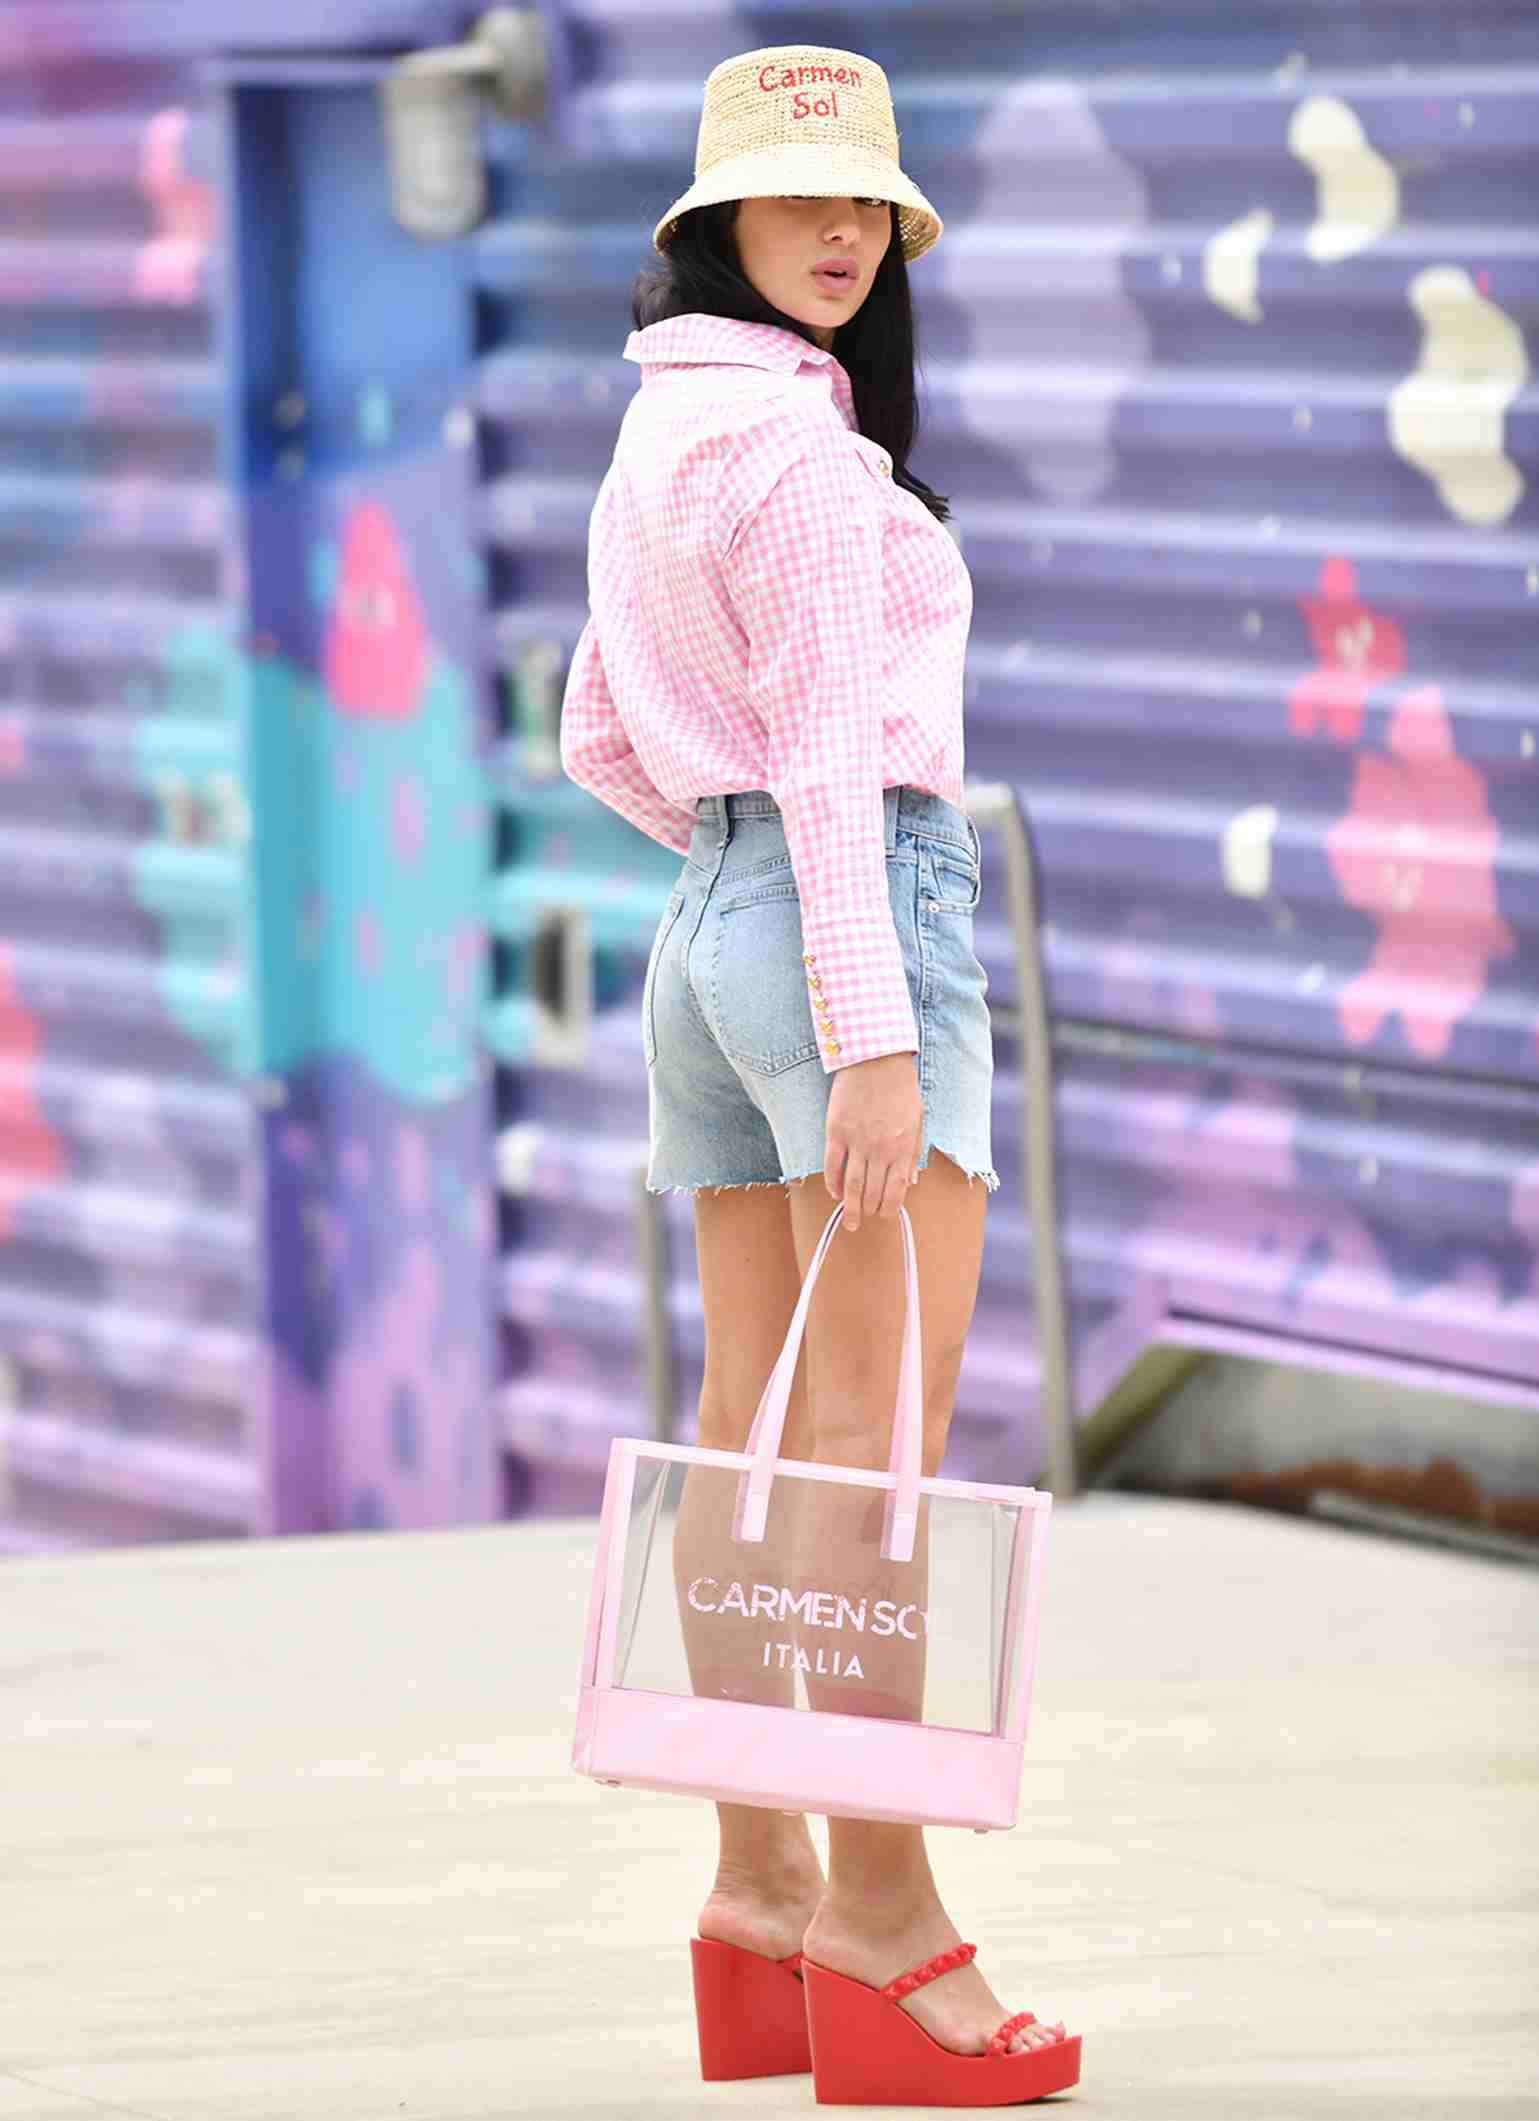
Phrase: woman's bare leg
[
  {"left": 679, "top": 1182, "right": 825, "bottom": 1959},
  {"left": 784, "top": 1157, "right": 1067, "bottom": 2056}
]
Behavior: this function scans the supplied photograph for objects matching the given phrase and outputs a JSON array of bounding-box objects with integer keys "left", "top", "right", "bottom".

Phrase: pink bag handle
[{"left": 730, "top": 1202, "right": 924, "bottom": 1565}]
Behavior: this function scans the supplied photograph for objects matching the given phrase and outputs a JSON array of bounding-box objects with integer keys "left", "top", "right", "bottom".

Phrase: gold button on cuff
[{"left": 825, "top": 1040, "right": 841, "bottom": 1054}]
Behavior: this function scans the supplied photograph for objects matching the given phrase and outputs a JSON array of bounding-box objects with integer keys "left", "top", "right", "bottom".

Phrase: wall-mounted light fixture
[{"left": 381, "top": 6, "right": 546, "bottom": 238}]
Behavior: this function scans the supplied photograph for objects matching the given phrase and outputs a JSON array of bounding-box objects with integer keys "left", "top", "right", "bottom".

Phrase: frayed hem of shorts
[
  {"left": 646, "top": 1150, "right": 1000, "bottom": 1197},
  {"left": 929, "top": 1148, "right": 1001, "bottom": 1192}
]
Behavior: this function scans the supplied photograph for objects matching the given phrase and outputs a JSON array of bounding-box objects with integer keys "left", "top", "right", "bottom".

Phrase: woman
[{"left": 560, "top": 41, "right": 1079, "bottom": 2106}]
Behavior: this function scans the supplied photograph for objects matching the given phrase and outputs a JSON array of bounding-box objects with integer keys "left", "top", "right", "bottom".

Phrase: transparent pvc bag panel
[{"left": 610, "top": 1455, "right": 1025, "bottom": 1737}]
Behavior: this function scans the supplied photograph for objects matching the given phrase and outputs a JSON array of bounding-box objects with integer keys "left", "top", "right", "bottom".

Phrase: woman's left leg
[{"left": 674, "top": 1178, "right": 825, "bottom": 1959}]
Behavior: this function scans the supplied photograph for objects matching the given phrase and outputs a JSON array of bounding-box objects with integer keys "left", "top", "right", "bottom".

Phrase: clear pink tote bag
[{"left": 571, "top": 1200, "right": 1053, "bottom": 1831}]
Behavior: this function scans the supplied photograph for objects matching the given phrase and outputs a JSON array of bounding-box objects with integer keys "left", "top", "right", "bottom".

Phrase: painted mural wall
[
  {"left": 0, "top": 1, "right": 1534, "bottom": 1552},
  {"left": 0, "top": 9, "right": 504, "bottom": 1549},
  {"left": 489, "top": 1, "right": 1539, "bottom": 1523},
  {"left": 0, "top": 37, "right": 262, "bottom": 1550}
]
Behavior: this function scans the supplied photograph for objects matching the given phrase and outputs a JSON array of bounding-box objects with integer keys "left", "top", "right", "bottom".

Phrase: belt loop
[{"left": 884, "top": 785, "right": 899, "bottom": 855}]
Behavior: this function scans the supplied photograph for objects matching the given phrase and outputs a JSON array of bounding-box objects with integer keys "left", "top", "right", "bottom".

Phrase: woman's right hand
[{"left": 824, "top": 1052, "right": 924, "bottom": 1231}]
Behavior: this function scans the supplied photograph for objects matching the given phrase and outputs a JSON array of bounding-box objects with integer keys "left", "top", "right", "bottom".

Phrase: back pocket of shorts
[{"left": 711, "top": 882, "right": 821, "bottom": 1076}]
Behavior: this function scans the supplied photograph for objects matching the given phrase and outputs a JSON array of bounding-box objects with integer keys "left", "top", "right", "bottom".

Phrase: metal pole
[
  {"left": 967, "top": 779, "right": 1079, "bottom": 1498},
  {"left": 634, "top": 1158, "right": 678, "bottom": 1444}
]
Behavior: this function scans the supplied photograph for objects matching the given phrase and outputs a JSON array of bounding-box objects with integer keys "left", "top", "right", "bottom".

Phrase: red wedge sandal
[
  {"left": 688, "top": 1935, "right": 813, "bottom": 2080},
  {"left": 801, "top": 1940, "right": 1082, "bottom": 2106}
]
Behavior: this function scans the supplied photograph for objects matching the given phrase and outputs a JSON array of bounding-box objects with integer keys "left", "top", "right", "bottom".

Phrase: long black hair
[{"left": 630, "top": 199, "right": 950, "bottom": 525}]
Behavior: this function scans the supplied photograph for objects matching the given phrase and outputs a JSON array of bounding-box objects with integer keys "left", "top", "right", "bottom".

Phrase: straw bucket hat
[{"left": 653, "top": 43, "right": 943, "bottom": 264}]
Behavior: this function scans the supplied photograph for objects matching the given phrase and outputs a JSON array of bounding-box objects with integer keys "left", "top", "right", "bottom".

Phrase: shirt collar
[{"left": 623, "top": 312, "right": 855, "bottom": 423}]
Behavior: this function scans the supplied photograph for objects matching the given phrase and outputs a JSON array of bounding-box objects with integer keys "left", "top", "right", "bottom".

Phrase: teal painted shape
[
  {"left": 357, "top": 382, "right": 394, "bottom": 448},
  {"left": 164, "top": 617, "right": 241, "bottom": 720},
  {"left": 135, "top": 842, "right": 244, "bottom": 919},
  {"left": 157, "top": 958, "right": 248, "bottom": 1063},
  {"left": 250, "top": 646, "right": 488, "bottom": 1104},
  {"left": 135, "top": 716, "right": 238, "bottom": 779},
  {"left": 122, "top": 620, "right": 254, "bottom": 1070}
]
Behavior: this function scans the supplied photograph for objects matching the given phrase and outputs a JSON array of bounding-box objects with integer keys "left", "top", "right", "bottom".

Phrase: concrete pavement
[{"left": 3, "top": 1491, "right": 1536, "bottom": 2118}]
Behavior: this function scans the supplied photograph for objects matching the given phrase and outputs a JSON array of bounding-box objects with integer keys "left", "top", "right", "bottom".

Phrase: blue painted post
[{"left": 219, "top": 71, "right": 500, "bottom": 1533}]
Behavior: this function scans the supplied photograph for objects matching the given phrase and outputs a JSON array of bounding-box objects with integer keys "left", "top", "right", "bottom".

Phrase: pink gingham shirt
[{"left": 558, "top": 311, "right": 974, "bottom": 1072}]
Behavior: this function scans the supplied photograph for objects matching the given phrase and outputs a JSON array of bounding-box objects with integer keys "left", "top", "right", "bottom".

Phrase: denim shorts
[{"left": 642, "top": 786, "right": 998, "bottom": 1195}]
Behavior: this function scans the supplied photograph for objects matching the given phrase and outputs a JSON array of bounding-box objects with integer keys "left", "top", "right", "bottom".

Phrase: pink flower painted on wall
[
  {"left": 1326, "top": 685, "right": 1515, "bottom": 1058},
  {"left": 135, "top": 109, "right": 216, "bottom": 306},
  {"left": 0, "top": 945, "right": 64, "bottom": 1241},
  {"left": 1288, "top": 554, "right": 1406, "bottom": 746},
  {"left": 323, "top": 501, "right": 428, "bottom": 719}
]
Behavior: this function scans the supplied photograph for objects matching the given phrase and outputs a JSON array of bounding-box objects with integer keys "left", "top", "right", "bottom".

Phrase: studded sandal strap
[
  {"left": 880, "top": 1940, "right": 978, "bottom": 2001},
  {"left": 987, "top": 2009, "right": 1038, "bottom": 2056}
]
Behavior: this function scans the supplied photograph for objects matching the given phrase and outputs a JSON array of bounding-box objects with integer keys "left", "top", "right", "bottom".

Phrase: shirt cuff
[{"left": 800, "top": 908, "right": 919, "bottom": 1074}]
